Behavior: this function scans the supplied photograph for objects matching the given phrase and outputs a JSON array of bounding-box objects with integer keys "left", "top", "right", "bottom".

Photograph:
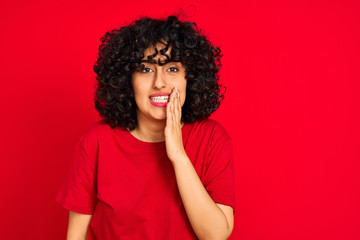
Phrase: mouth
[
  {"left": 149, "top": 93, "right": 170, "bottom": 107},
  {"left": 149, "top": 95, "right": 170, "bottom": 103}
]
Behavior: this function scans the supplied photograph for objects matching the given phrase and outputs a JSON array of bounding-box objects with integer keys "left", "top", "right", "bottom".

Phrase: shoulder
[
  {"left": 77, "top": 119, "right": 122, "bottom": 148},
  {"left": 184, "top": 119, "right": 232, "bottom": 146},
  {"left": 188, "top": 119, "right": 231, "bottom": 139}
]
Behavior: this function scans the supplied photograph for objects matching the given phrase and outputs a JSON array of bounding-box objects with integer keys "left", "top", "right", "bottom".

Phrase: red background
[{"left": 1, "top": 0, "right": 359, "bottom": 239}]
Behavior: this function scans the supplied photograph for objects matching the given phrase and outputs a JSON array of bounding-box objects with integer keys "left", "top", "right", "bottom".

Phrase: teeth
[{"left": 150, "top": 96, "right": 169, "bottom": 103}]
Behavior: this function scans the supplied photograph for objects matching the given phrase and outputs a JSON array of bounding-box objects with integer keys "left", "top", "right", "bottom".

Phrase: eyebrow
[{"left": 140, "top": 59, "right": 181, "bottom": 65}]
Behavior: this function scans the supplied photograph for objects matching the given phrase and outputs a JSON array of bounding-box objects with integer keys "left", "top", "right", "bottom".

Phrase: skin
[
  {"left": 132, "top": 43, "right": 234, "bottom": 239},
  {"left": 67, "top": 211, "right": 91, "bottom": 239},
  {"left": 66, "top": 43, "right": 234, "bottom": 240},
  {"left": 130, "top": 42, "right": 187, "bottom": 143}
]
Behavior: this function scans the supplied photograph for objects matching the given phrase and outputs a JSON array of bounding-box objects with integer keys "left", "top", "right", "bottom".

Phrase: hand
[{"left": 165, "top": 87, "right": 187, "bottom": 163}]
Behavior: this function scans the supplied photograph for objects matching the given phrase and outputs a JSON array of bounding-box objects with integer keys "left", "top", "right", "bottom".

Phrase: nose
[{"left": 153, "top": 71, "right": 166, "bottom": 89}]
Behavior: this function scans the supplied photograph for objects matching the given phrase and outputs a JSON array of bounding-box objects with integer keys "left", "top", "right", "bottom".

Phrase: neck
[{"left": 130, "top": 113, "right": 167, "bottom": 143}]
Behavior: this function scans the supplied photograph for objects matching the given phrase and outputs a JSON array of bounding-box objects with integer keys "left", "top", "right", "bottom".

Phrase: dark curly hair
[{"left": 93, "top": 15, "right": 224, "bottom": 130}]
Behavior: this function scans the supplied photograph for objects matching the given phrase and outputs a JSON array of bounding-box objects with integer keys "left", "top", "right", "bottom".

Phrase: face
[{"left": 131, "top": 43, "right": 187, "bottom": 123}]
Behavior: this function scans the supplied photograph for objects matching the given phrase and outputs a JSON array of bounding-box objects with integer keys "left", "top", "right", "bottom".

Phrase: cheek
[
  {"left": 132, "top": 78, "right": 149, "bottom": 99},
  {"left": 132, "top": 86, "right": 147, "bottom": 108},
  {"left": 180, "top": 85, "right": 187, "bottom": 106}
]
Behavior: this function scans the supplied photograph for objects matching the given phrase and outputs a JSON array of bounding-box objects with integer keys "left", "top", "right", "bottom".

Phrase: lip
[
  {"left": 149, "top": 93, "right": 171, "bottom": 97},
  {"left": 149, "top": 92, "right": 170, "bottom": 107},
  {"left": 150, "top": 100, "right": 168, "bottom": 107}
]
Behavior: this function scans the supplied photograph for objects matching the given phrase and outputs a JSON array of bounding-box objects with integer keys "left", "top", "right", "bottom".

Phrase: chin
[
  {"left": 152, "top": 113, "right": 167, "bottom": 121},
  {"left": 144, "top": 107, "right": 166, "bottom": 121}
]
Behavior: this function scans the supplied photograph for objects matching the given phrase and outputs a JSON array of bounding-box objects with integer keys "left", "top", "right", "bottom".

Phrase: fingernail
[{"left": 174, "top": 87, "right": 180, "bottom": 96}]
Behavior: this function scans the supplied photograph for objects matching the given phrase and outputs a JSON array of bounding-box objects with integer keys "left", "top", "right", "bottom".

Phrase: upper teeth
[{"left": 151, "top": 96, "right": 169, "bottom": 103}]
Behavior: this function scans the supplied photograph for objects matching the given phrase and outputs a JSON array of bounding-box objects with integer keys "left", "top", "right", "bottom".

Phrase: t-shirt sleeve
[
  {"left": 56, "top": 134, "right": 98, "bottom": 214},
  {"left": 202, "top": 123, "right": 236, "bottom": 212}
]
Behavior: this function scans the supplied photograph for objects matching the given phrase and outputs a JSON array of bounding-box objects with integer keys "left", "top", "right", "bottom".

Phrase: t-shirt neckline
[{"left": 116, "top": 123, "right": 191, "bottom": 151}]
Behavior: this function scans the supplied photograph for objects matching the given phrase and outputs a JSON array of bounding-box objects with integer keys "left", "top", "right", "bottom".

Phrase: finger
[
  {"left": 173, "top": 92, "right": 179, "bottom": 123},
  {"left": 169, "top": 92, "right": 173, "bottom": 114},
  {"left": 166, "top": 101, "right": 172, "bottom": 124},
  {"left": 176, "top": 88, "right": 181, "bottom": 120},
  {"left": 174, "top": 90, "right": 180, "bottom": 122},
  {"left": 172, "top": 94, "right": 177, "bottom": 125},
  {"left": 168, "top": 89, "right": 175, "bottom": 111}
]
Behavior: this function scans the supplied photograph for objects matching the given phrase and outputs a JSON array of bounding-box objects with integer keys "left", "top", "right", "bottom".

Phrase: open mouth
[
  {"left": 149, "top": 93, "right": 171, "bottom": 107},
  {"left": 149, "top": 95, "right": 170, "bottom": 103}
]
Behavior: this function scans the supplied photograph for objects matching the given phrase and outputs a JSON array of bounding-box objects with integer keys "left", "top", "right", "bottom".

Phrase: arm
[
  {"left": 67, "top": 211, "right": 92, "bottom": 240},
  {"left": 172, "top": 155, "right": 234, "bottom": 240},
  {"left": 165, "top": 88, "right": 234, "bottom": 240}
]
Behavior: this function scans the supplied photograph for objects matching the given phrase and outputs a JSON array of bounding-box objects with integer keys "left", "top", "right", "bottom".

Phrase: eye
[
  {"left": 139, "top": 67, "right": 153, "bottom": 73},
  {"left": 168, "top": 67, "right": 179, "bottom": 72}
]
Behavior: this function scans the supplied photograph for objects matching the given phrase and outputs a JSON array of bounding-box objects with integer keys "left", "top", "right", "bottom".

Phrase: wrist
[{"left": 169, "top": 151, "right": 189, "bottom": 165}]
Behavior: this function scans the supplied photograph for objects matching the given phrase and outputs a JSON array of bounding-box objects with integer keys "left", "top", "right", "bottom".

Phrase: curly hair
[{"left": 93, "top": 15, "right": 224, "bottom": 130}]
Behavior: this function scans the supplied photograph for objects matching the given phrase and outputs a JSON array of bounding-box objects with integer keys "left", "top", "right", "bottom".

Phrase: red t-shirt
[{"left": 56, "top": 119, "right": 235, "bottom": 240}]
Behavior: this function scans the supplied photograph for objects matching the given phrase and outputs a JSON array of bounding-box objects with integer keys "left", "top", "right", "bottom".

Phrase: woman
[{"left": 56, "top": 15, "right": 235, "bottom": 240}]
